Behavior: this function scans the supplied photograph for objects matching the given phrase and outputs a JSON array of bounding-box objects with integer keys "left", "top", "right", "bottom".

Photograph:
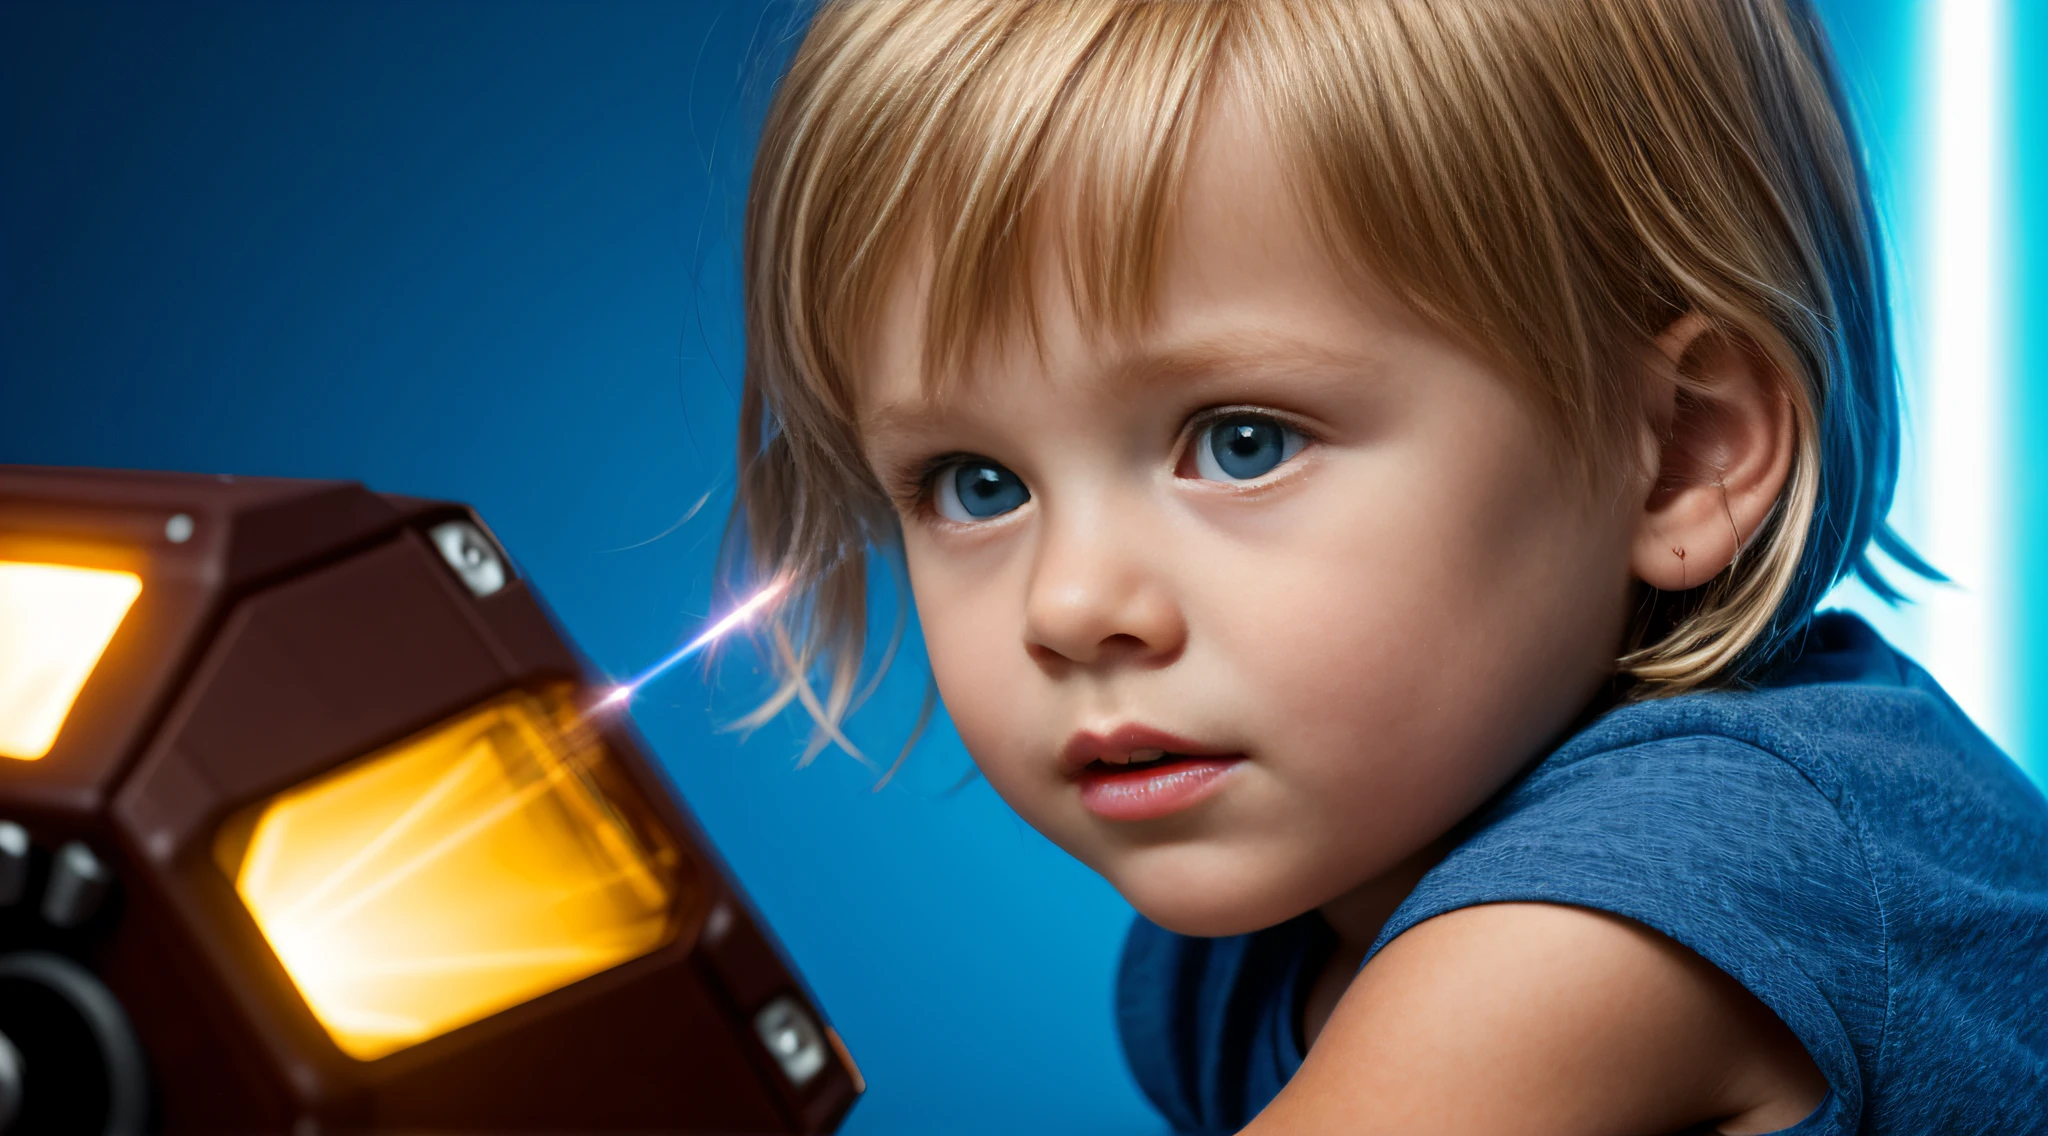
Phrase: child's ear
[{"left": 1630, "top": 313, "right": 1796, "bottom": 592}]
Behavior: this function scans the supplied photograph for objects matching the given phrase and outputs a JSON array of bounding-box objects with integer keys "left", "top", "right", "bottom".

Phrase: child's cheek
[
  {"left": 1095, "top": 511, "right": 1581, "bottom": 929},
  {"left": 900, "top": 550, "right": 1038, "bottom": 769}
]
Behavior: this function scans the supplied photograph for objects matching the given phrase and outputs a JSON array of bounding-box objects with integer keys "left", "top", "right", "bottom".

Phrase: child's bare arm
[{"left": 1245, "top": 903, "right": 1826, "bottom": 1136}]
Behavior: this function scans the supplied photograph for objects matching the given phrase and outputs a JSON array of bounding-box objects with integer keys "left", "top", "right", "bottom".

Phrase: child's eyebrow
[
  {"left": 860, "top": 331, "right": 1378, "bottom": 444},
  {"left": 1116, "top": 331, "right": 1376, "bottom": 389},
  {"left": 859, "top": 401, "right": 953, "bottom": 446}
]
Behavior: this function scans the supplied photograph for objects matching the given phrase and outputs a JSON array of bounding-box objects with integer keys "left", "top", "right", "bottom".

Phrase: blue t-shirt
[{"left": 1116, "top": 612, "right": 2048, "bottom": 1134}]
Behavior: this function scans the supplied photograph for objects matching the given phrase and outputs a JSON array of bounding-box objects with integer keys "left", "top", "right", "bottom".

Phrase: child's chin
[
  {"left": 1118, "top": 878, "right": 1312, "bottom": 939},
  {"left": 1091, "top": 837, "right": 1331, "bottom": 936}
]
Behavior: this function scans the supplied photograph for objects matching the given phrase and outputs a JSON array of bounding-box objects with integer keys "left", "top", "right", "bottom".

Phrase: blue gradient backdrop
[{"left": 0, "top": 3, "right": 2036, "bottom": 1133}]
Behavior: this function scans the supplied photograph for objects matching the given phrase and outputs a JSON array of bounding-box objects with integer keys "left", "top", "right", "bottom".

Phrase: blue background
[{"left": 0, "top": 3, "right": 2037, "bottom": 1133}]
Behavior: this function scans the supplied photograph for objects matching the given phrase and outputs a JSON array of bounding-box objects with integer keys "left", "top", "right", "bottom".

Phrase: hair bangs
[{"left": 805, "top": 2, "right": 1237, "bottom": 400}]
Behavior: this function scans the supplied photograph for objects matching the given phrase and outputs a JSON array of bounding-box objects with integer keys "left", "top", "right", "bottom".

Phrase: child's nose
[{"left": 1020, "top": 503, "right": 1186, "bottom": 670}]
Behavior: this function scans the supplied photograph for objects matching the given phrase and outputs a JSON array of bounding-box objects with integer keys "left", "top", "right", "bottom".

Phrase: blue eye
[
  {"left": 1193, "top": 415, "right": 1306, "bottom": 482},
  {"left": 934, "top": 460, "right": 1030, "bottom": 522}
]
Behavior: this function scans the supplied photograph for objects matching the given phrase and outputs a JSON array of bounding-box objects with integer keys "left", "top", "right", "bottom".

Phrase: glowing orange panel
[
  {"left": 216, "top": 689, "right": 679, "bottom": 1060},
  {"left": 0, "top": 561, "right": 143, "bottom": 761}
]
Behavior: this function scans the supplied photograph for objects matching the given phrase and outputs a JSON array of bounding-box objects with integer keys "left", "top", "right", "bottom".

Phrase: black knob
[{"left": 0, "top": 953, "right": 148, "bottom": 1136}]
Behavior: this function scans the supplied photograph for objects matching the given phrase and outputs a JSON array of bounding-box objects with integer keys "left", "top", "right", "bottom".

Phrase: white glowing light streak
[
  {"left": 597, "top": 579, "right": 788, "bottom": 709},
  {"left": 1923, "top": 0, "right": 2012, "bottom": 752}
]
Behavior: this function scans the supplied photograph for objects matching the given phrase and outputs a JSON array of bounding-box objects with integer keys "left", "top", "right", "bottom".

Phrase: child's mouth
[
  {"left": 1091, "top": 747, "right": 1181, "bottom": 771},
  {"left": 1075, "top": 752, "right": 1245, "bottom": 821}
]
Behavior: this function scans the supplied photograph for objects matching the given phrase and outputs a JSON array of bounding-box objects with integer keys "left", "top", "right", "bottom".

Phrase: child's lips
[
  {"left": 1061, "top": 724, "right": 1246, "bottom": 820},
  {"left": 1074, "top": 755, "right": 1245, "bottom": 821},
  {"left": 1059, "top": 723, "right": 1236, "bottom": 775}
]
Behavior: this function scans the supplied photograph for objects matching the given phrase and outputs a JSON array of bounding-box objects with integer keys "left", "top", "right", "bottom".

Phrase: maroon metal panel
[
  {"left": 369, "top": 950, "right": 790, "bottom": 1131},
  {"left": 2, "top": 466, "right": 863, "bottom": 1133},
  {"left": 171, "top": 536, "right": 509, "bottom": 803},
  {"left": 90, "top": 873, "right": 304, "bottom": 1133}
]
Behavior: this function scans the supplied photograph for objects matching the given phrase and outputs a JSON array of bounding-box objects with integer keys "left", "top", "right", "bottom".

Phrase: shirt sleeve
[
  {"left": 1117, "top": 914, "right": 1323, "bottom": 1134},
  {"left": 1116, "top": 916, "right": 1210, "bottom": 1133},
  {"left": 1365, "top": 734, "right": 1887, "bottom": 1135}
]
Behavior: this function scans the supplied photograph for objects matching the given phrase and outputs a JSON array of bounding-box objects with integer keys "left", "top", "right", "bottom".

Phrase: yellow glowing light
[
  {"left": 0, "top": 561, "right": 143, "bottom": 761},
  {"left": 216, "top": 688, "right": 680, "bottom": 1060}
]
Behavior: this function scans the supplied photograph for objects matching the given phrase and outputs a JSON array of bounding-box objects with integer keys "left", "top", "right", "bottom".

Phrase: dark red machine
[{"left": 0, "top": 466, "right": 860, "bottom": 1134}]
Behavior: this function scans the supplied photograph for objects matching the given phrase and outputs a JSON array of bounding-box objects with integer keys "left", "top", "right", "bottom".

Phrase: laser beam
[{"left": 596, "top": 579, "right": 788, "bottom": 711}]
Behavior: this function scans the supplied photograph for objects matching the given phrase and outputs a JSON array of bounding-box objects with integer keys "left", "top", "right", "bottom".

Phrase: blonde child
[{"left": 725, "top": 1, "right": 2048, "bottom": 1131}]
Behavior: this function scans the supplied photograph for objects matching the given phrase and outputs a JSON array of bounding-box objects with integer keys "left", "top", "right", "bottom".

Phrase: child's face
[{"left": 856, "top": 92, "right": 1643, "bottom": 936}]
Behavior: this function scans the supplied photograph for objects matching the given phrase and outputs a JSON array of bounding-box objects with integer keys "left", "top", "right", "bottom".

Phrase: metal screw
[
  {"left": 753, "top": 995, "right": 827, "bottom": 1087},
  {"left": 165, "top": 513, "right": 195, "bottom": 543},
  {"left": 428, "top": 520, "right": 508, "bottom": 597},
  {"left": 702, "top": 901, "right": 734, "bottom": 946}
]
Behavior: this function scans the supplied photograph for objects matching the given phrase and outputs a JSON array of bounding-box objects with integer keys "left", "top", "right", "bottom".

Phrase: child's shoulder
[
  {"left": 1117, "top": 612, "right": 2048, "bottom": 1133},
  {"left": 1547, "top": 609, "right": 2032, "bottom": 814},
  {"left": 1384, "top": 611, "right": 2048, "bottom": 1131},
  {"left": 1499, "top": 610, "right": 2048, "bottom": 959}
]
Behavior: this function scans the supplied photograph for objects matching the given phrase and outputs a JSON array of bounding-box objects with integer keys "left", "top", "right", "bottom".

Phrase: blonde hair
[{"left": 725, "top": 0, "right": 1926, "bottom": 760}]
